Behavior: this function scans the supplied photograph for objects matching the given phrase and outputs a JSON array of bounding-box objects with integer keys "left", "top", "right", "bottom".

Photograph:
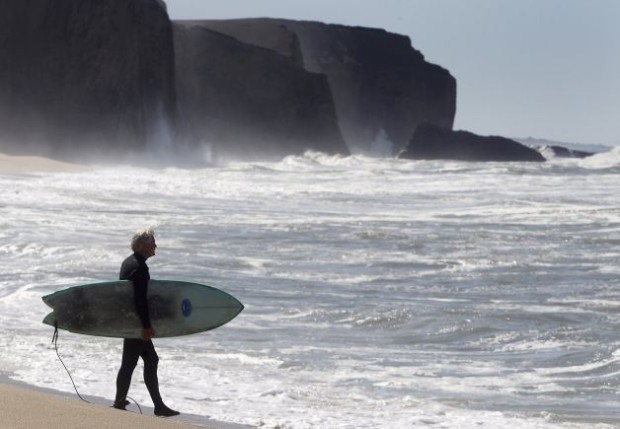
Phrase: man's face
[{"left": 142, "top": 237, "right": 157, "bottom": 259}]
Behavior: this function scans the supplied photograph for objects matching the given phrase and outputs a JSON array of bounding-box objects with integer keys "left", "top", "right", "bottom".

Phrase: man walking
[{"left": 113, "top": 228, "right": 179, "bottom": 417}]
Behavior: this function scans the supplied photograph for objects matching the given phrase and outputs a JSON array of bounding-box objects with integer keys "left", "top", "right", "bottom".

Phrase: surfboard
[{"left": 42, "top": 280, "right": 244, "bottom": 338}]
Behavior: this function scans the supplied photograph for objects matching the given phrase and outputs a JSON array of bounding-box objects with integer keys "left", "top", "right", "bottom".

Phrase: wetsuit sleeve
[
  {"left": 119, "top": 256, "right": 152, "bottom": 329},
  {"left": 131, "top": 267, "right": 152, "bottom": 330}
]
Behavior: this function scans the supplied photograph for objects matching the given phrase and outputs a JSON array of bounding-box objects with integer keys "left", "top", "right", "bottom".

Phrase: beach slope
[{"left": 0, "top": 383, "right": 198, "bottom": 429}]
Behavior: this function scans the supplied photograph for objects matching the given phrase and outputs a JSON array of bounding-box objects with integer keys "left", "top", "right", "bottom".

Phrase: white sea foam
[{"left": 1, "top": 151, "right": 620, "bottom": 427}]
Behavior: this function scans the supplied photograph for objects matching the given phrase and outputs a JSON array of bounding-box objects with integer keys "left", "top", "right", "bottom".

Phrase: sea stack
[{"left": 399, "top": 124, "right": 546, "bottom": 162}]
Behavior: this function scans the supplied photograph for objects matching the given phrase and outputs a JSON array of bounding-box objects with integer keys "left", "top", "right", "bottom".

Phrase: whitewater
[{"left": 2, "top": 149, "right": 620, "bottom": 428}]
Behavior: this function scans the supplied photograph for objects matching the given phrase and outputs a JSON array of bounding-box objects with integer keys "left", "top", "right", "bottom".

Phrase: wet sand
[
  {"left": 0, "top": 380, "right": 253, "bottom": 429},
  {"left": 0, "top": 383, "right": 199, "bottom": 429}
]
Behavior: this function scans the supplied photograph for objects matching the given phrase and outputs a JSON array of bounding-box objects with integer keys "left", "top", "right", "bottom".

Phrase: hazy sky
[{"left": 164, "top": 0, "right": 620, "bottom": 145}]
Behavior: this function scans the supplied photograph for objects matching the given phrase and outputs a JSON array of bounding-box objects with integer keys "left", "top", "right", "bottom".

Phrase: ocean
[{"left": 2, "top": 149, "right": 620, "bottom": 428}]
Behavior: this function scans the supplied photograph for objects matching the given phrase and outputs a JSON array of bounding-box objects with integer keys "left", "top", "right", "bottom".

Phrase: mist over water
[{"left": 2, "top": 149, "right": 620, "bottom": 428}]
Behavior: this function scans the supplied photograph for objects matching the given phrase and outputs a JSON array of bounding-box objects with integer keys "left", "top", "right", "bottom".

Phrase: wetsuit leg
[
  {"left": 141, "top": 340, "right": 164, "bottom": 408},
  {"left": 114, "top": 339, "right": 142, "bottom": 405}
]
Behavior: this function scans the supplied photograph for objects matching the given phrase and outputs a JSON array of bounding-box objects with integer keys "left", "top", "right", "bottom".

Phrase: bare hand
[{"left": 141, "top": 328, "right": 155, "bottom": 340}]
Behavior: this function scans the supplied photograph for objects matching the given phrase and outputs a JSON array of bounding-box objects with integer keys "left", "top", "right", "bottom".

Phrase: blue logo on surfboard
[{"left": 181, "top": 298, "right": 192, "bottom": 317}]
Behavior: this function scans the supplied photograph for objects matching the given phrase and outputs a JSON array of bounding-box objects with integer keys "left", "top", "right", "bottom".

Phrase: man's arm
[
  {"left": 132, "top": 272, "right": 152, "bottom": 330},
  {"left": 120, "top": 256, "right": 153, "bottom": 339}
]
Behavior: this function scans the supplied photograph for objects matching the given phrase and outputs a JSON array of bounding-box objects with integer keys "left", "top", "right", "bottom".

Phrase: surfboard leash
[
  {"left": 51, "top": 320, "right": 90, "bottom": 404},
  {"left": 50, "top": 321, "right": 144, "bottom": 414}
]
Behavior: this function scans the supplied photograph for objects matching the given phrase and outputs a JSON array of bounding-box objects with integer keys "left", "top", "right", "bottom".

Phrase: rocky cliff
[
  {"left": 0, "top": 1, "right": 458, "bottom": 163},
  {"left": 183, "top": 18, "right": 457, "bottom": 156},
  {"left": 173, "top": 21, "right": 348, "bottom": 161},
  {"left": 0, "top": 0, "right": 176, "bottom": 159}
]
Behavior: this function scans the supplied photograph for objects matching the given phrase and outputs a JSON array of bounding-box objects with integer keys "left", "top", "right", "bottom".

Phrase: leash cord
[
  {"left": 51, "top": 322, "right": 143, "bottom": 414},
  {"left": 52, "top": 321, "right": 90, "bottom": 403}
]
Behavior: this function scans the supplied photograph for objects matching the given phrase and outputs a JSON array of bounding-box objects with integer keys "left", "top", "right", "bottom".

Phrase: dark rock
[
  {"left": 0, "top": 0, "right": 177, "bottom": 160},
  {"left": 173, "top": 21, "right": 348, "bottom": 161},
  {"left": 193, "top": 19, "right": 305, "bottom": 68},
  {"left": 515, "top": 137, "right": 610, "bottom": 157},
  {"left": 399, "top": 124, "right": 546, "bottom": 162},
  {"left": 535, "top": 145, "right": 595, "bottom": 159},
  {"left": 195, "top": 19, "right": 456, "bottom": 156}
]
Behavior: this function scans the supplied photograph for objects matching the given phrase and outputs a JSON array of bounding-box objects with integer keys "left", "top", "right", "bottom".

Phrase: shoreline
[{"left": 0, "top": 372, "right": 253, "bottom": 429}]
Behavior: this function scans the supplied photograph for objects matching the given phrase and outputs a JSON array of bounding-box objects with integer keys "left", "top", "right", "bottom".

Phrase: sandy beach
[
  {"left": 0, "top": 383, "right": 198, "bottom": 429},
  {"left": 0, "top": 381, "right": 253, "bottom": 429},
  {"left": 0, "top": 152, "right": 86, "bottom": 173}
]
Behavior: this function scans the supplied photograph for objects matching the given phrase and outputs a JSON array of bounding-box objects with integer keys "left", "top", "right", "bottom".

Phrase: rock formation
[
  {"left": 536, "top": 145, "right": 594, "bottom": 159},
  {"left": 194, "top": 19, "right": 457, "bottom": 156},
  {"left": 173, "top": 21, "right": 348, "bottom": 161},
  {"left": 0, "top": 0, "right": 177, "bottom": 160},
  {"left": 0, "top": 2, "right": 458, "bottom": 163},
  {"left": 399, "top": 124, "right": 546, "bottom": 162}
]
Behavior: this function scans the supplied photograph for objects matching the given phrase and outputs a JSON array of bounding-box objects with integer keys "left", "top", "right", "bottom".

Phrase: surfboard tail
[
  {"left": 42, "top": 311, "right": 56, "bottom": 328},
  {"left": 42, "top": 293, "right": 55, "bottom": 308}
]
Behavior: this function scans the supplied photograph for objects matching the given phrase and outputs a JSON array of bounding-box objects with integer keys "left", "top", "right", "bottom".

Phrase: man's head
[{"left": 131, "top": 228, "right": 157, "bottom": 259}]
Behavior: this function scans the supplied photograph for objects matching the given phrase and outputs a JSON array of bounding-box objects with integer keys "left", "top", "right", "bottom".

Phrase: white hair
[{"left": 131, "top": 228, "right": 155, "bottom": 252}]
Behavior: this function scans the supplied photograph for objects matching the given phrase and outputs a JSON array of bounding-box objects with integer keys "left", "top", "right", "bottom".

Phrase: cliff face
[
  {"left": 173, "top": 22, "right": 348, "bottom": 161},
  {"left": 0, "top": 4, "right": 457, "bottom": 163},
  {"left": 399, "top": 124, "right": 546, "bottom": 162},
  {"left": 0, "top": 0, "right": 176, "bottom": 159},
  {"left": 197, "top": 19, "right": 457, "bottom": 155}
]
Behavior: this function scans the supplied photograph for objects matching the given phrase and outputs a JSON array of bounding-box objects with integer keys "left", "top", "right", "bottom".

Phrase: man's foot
[
  {"left": 154, "top": 405, "right": 180, "bottom": 417},
  {"left": 112, "top": 399, "right": 130, "bottom": 410}
]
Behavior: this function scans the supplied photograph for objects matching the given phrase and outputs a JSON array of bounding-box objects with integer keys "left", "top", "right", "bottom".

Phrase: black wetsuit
[
  {"left": 119, "top": 253, "right": 151, "bottom": 330},
  {"left": 114, "top": 252, "right": 164, "bottom": 408}
]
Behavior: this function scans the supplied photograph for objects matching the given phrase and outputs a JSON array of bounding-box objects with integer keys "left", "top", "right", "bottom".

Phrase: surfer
[{"left": 112, "top": 228, "right": 180, "bottom": 417}]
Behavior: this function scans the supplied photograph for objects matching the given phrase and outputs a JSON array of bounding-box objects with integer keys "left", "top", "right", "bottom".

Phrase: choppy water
[{"left": 2, "top": 149, "right": 620, "bottom": 428}]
